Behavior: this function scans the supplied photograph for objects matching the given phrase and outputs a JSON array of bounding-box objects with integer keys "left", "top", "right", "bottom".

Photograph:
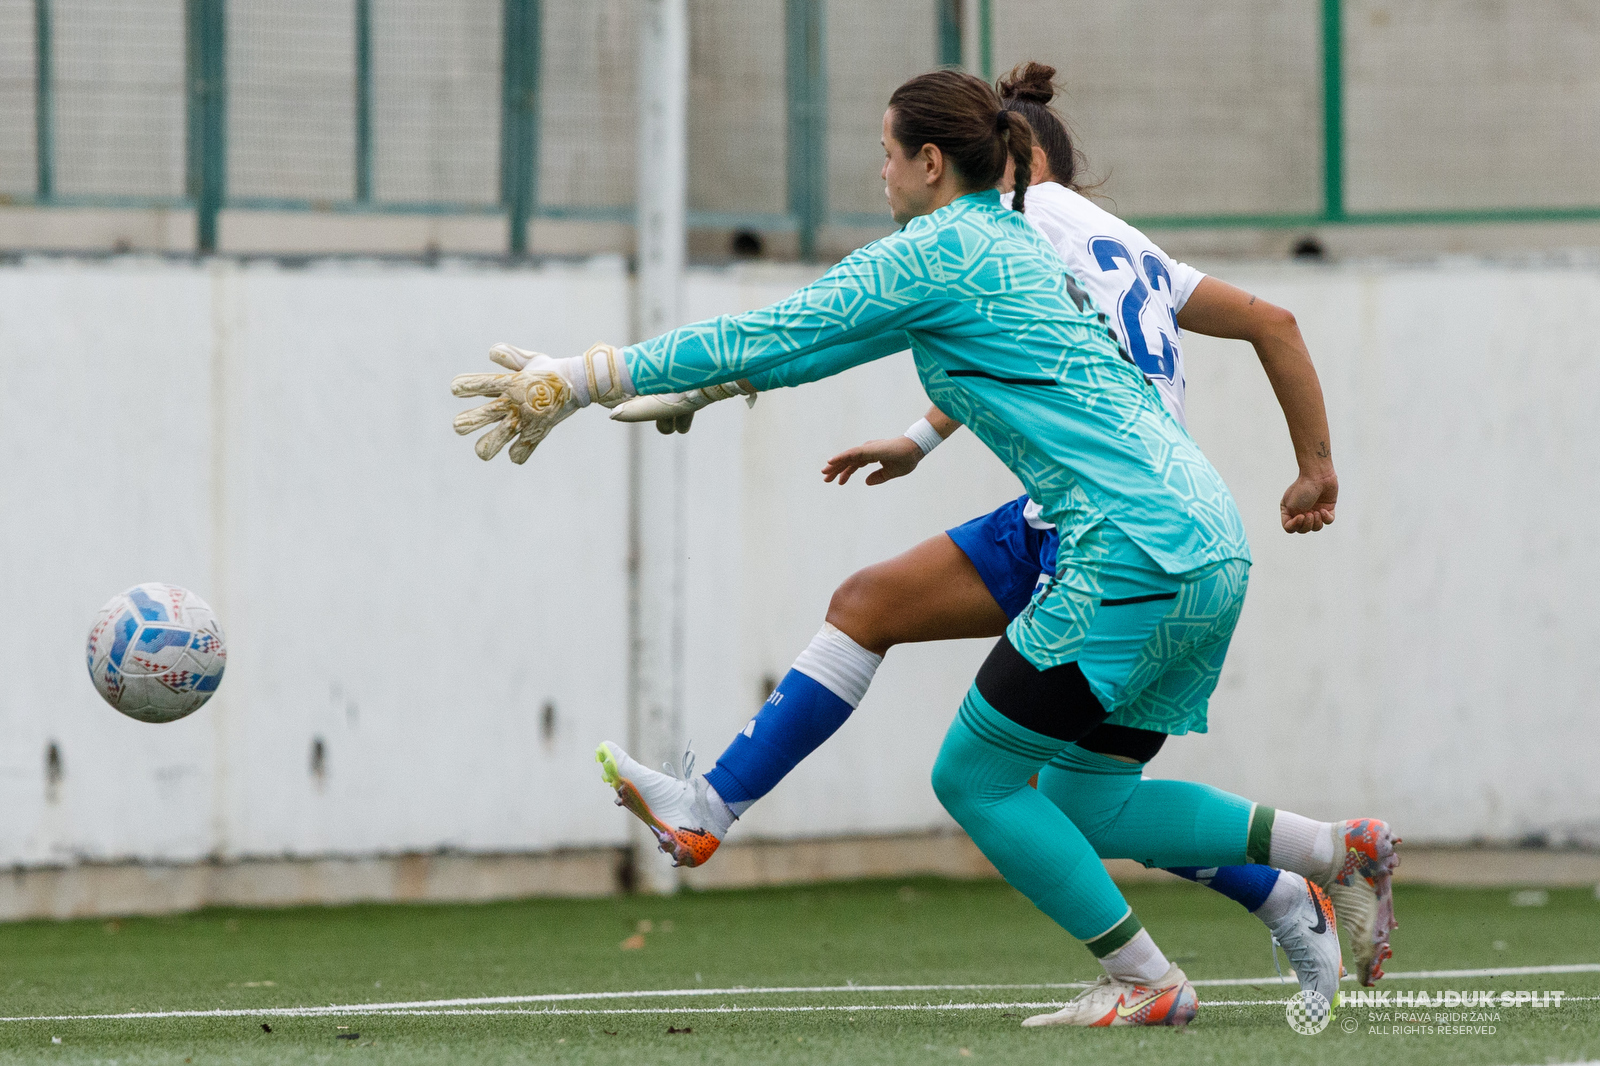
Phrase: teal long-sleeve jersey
[{"left": 621, "top": 190, "right": 1249, "bottom": 576}]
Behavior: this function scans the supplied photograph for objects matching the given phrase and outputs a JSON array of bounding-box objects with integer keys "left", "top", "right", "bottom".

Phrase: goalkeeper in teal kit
[{"left": 450, "top": 70, "right": 1398, "bottom": 1028}]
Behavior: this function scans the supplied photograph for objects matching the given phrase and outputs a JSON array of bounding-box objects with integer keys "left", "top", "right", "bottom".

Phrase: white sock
[
  {"left": 1267, "top": 810, "right": 1337, "bottom": 880},
  {"left": 1253, "top": 870, "right": 1306, "bottom": 924},
  {"left": 702, "top": 782, "right": 737, "bottom": 836},
  {"left": 1099, "top": 929, "right": 1170, "bottom": 984},
  {"left": 791, "top": 623, "right": 883, "bottom": 707}
]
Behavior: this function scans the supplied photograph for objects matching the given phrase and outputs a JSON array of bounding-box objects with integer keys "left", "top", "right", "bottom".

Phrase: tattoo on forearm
[
  {"left": 1315, "top": 440, "right": 1329, "bottom": 459},
  {"left": 1248, "top": 294, "right": 1257, "bottom": 306}
]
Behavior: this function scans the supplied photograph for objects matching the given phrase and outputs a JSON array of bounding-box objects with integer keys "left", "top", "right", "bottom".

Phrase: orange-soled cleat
[
  {"left": 596, "top": 741, "right": 725, "bottom": 868},
  {"left": 1319, "top": 818, "right": 1401, "bottom": 985},
  {"left": 1021, "top": 966, "right": 1198, "bottom": 1028}
]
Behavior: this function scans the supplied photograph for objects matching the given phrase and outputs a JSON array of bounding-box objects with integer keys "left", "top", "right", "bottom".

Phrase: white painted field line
[
  {"left": 393, "top": 996, "right": 1599, "bottom": 1018},
  {"left": 3, "top": 963, "right": 1594, "bottom": 1025},
  {"left": 1, "top": 983, "right": 1088, "bottom": 1023},
  {"left": 0, "top": 1000, "right": 1288, "bottom": 1023},
  {"left": 17, "top": 996, "right": 1600, "bottom": 1024},
  {"left": 1197, "top": 962, "right": 1600, "bottom": 987}
]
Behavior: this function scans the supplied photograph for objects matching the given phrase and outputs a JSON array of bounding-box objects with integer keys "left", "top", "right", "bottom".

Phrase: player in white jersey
[
  {"left": 598, "top": 64, "right": 1395, "bottom": 1007},
  {"left": 1009, "top": 171, "right": 1199, "bottom": 429}
]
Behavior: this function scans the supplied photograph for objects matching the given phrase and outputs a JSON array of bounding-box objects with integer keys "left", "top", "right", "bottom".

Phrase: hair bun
[{"left": 997, "top": 61, "right": 1057, "bottom": 105}]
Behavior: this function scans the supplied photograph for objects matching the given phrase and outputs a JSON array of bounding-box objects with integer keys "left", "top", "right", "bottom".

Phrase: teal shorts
[{"left": 1004, "top": 521, "right": 1250, "bottom": 736}]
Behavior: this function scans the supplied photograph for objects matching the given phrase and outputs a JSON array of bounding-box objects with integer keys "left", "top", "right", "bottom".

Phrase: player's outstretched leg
[
  {"left": 595, "top": 623, "right": 881, "bottom": 867},
  {"left": 1038, "top": 746, "right": 1399, "bottom": 984},
  {"left": 597, "top": 532, "right": 1006, "bottom": 868},
  {"left": 700, "top": 623, "right": 883, "bottom": 818},
  {"left": 931, "top": 683, "right": 1197, "bottom": 1029},
  {"left": 1033, "top": 735, "right": 1341, "bottom": 999}
]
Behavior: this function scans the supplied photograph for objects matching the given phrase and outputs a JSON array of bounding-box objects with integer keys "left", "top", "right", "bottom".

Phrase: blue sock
[
  {"left": 1167, "top": 865, "right": 1281, "bottom": 913},
  {"left": 703, "top": 670, "right": 855, "bottom": 808},
  {"left": 703, "top": 625, "right": 882, "bottom": 812}
]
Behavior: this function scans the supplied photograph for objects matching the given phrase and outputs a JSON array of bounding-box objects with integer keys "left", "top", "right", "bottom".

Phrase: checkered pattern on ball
[
  {"left": 85, "top": 583, "right": 227, "bottom": 723},
  {"left": 1285, "top": 989, "right": 1332, "bottom": 1034}
]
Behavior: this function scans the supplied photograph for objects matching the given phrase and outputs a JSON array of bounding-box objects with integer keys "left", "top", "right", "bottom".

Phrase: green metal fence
[{"left": 4, "top": 0, "right": 1599, "bottom": 255}]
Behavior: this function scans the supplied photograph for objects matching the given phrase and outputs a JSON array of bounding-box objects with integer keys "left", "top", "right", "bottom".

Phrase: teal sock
[
  {"left": 931, "top": 686, "right": 1134, "bottom": 943},
  {"left": 1035, "top": 744, "right": 1253, "bottom": 868}
]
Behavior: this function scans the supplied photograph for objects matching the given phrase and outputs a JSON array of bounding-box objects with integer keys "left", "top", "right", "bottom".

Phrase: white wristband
[{"left": 904, "top": 417, "right": 944, "bottom": 457}]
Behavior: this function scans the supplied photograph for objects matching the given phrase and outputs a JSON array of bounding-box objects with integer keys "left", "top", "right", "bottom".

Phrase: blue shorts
[{"left": 946, "top": 494, "right": 1058, "bottom": 620}]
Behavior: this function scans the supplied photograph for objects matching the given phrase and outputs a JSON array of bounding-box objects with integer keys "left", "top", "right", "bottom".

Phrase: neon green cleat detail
[{"left": 595, "top": 740, "right": 726, "bottom": 868}]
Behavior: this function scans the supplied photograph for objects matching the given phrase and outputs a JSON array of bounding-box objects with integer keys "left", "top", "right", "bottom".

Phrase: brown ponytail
[
  {"left": 888, "top": 69, "right": 1034, "bottom": 213},
  {"left": 998, "top": 109, "right": 1033, "bottom": 212},
  {"left": 996, "top": 61, "right": 1087, "bottom": 192}
]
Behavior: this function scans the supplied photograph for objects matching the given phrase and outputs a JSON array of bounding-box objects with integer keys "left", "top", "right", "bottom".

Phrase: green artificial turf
[{"left": 0, "top": 878, "right": 1596, "bottom": 1064}]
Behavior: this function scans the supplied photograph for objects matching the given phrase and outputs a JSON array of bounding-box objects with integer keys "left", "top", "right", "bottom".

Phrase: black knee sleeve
[
  {"left": 1076, "top": 723, "right": 1167, "bottom": 763},
  {"left": 973, "top": 635, "right": 1109, "bottom": 742}
]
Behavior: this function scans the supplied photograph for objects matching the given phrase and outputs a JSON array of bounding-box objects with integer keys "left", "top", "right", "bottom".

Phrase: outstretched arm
[
  {"left": 456, "top": 240, "right": 932, "bottom": 463},
  {"left": 1176, "top": 276, "right": 1337, "bottom": 533},
  {"left": 608, "top": 331, "right": 914, "bottom": 433},
  {"left": 623, "top": 248, "right": 929, "bottom": 396}
]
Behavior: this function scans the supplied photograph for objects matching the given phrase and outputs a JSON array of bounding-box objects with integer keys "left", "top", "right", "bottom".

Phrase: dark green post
[
  {"left": 1320, "top": 0, "right": 1344, "bottom": 221},
  {"left": 33, "top": 0, "right": 53, "bottom": 200},
  {"left": 501, "top": 0, "right": 540, "bottom": 256},
  {"left": 354, "top": 0, "right": 372, "bottom": 202},
  {"left": 186, "top": 0, "right": 227, "bottom": 253},
  {"left": 786, "top": 0, "right": 825, "bottom": 259},
  {"left": 937, "top": 0, "right": 961, "bottom": 67}
]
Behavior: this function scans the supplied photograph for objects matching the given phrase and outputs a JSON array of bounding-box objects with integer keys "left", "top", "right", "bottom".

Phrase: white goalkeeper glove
[
  {"left": 452, "top": 342, "right": 631, "bottom": 464},
  {"left": 608, "top": 380, "right": 758, "bottom": 435}
]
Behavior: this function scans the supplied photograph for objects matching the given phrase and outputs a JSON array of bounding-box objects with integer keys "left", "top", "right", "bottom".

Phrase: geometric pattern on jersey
[
  {"left": 623, "top": 190, "right": 1250, "bottom": 576},
  {"left": 1005, "top": 519, "right": 1249, "bottom": 735},
  {"left": 1101, "top": 559, "right": 1249, "bottom": 735}
]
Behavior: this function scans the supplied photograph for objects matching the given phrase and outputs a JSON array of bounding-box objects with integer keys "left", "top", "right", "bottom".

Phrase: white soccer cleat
[
  {"left": 1316, "top": 818, "right": 1401, "bottom": 985},
  {"left": 595, "top": 741, "right": 726, "bottom": 868},
  {"left": 1264, "top": 873, "right": 1342, "bottom": 1004},
  {"left": 1020, "top": 964, "right": 1198, "bottom": 1028}
]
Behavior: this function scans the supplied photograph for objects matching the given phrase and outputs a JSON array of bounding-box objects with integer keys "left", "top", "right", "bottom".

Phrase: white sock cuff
[
  {"left": 1253, "top": 870, "right": 1303, "bottom": 923},
  {"left": 791, "top": 623, "right": 883, "bottom": 707},
  {"left": 1099, "top": 928, "right": 1170, "bottom": 984},
  {"left": 1268, "top": 811, "right": 1335, "bottom": 879}
]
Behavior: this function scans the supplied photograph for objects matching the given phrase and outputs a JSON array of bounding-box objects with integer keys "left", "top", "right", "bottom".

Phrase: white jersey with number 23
[{"left": 1002, "top": 181, "right": 1207, "bottom": 528}]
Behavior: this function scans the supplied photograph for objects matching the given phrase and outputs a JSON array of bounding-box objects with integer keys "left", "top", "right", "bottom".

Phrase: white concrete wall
[
  {"left": 0, "top": 255, "right": 636, "bottom": 866},
  {"left": 2, "top": 253, "right": 1598, "bottom": 874}
]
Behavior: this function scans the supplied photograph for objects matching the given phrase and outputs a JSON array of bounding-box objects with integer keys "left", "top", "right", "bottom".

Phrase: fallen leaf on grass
[{"left": 620, "top": 934, "right": 646, "bottom": 950}]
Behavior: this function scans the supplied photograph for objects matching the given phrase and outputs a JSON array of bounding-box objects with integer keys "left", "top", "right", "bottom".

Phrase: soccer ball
[{"left": 85, "top": 583, "right": 227, "bottom": 723}]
